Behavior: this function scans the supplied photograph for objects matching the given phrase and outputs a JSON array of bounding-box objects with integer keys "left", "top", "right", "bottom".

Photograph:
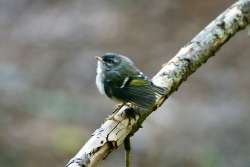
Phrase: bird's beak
[{"left": 95, "top": 56, "right": 105, "bottom": 63}]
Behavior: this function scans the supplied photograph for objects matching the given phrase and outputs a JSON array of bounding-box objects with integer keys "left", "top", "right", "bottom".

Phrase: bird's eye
[
  {"left": 105, "top": 59, "right": 115, "bottom": 65},
  {"left": 107, "top": 59, "right": 113, "bottom": 63},
  {"left": 102, "top": 55, "right": 119, "bottom": 66}
]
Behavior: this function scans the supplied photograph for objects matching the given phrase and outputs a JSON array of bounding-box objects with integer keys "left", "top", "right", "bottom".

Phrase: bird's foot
[{"left": 124, "top": 107, "right": 139, "bottom": 125}]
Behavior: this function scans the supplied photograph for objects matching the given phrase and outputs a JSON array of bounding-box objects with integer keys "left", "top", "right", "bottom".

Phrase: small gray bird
[{"left": 96, "top": 53, "right": 165, "bottom": 109}]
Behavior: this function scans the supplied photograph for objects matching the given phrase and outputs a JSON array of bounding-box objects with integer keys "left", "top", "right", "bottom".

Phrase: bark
[{"left": 66, "top": 1, "right": 250, "bottom": 167}]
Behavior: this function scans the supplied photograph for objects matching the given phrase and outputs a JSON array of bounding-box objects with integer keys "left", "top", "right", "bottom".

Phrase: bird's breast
[{"left": 96, "top": 62, "right": 105, "bottom": 95}]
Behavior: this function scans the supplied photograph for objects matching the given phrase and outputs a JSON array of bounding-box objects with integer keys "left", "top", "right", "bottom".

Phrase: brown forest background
[{"left": 0, "top": 0, "right": 250, "bottom": 167}]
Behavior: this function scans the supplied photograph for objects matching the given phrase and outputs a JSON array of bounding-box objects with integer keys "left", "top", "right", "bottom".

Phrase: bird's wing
[{"left": 115, "top": 77, "right": 164, "bottom": 109}]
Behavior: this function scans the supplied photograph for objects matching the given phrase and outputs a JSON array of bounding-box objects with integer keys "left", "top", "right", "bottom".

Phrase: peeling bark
[{"left": 66, "top": 1, "right": 250, "bottom": 167}]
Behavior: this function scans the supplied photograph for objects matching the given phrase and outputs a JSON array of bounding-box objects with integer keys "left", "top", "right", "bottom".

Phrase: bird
[{"left": 96, "top": 53, "right": 165, "bottom": 110}]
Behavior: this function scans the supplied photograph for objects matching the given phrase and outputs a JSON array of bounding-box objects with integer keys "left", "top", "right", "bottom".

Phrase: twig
[{"left": 124, "top": 137, "right": 131, "bottom": 167}]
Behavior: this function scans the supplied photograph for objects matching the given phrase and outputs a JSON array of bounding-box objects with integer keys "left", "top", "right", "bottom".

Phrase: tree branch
[{"left": 66, "top": 1, "right": 250, "bottom": 167}]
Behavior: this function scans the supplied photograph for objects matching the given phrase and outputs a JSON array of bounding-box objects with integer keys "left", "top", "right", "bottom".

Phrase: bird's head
[{"left": 96, "top": 53, "right": 134, "bottom": 71}]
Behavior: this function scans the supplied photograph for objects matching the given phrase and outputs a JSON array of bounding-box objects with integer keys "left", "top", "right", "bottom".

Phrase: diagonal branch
[{"left": 66, "top": 1, "right": 250, "bottom": 167}]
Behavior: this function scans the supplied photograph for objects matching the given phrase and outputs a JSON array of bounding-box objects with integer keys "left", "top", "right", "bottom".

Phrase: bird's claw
[{"left": 124, "top": 107, "right": 140, "bottom": 125}]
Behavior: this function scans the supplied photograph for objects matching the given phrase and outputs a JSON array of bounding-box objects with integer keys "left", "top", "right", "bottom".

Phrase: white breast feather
[{"left": 96, "top": 61, "right": 105, "bottom": 95}]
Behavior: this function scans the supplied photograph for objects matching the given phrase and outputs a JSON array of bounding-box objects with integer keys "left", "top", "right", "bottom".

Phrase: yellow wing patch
[{"left": 129, "top": 79, "right": 147, "bottom": 86}]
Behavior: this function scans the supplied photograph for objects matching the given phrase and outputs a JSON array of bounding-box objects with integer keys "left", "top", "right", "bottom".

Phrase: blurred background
[{"left": 0, "top": 0, "right": 250, "bottom": 167}]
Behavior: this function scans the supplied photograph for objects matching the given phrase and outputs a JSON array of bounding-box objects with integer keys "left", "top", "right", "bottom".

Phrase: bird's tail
[{"left": 152, "top": 83, "right": 166, "bottom": 99}]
